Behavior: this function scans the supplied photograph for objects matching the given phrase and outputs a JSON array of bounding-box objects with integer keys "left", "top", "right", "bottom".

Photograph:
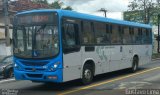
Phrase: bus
[{"left": 13, "top": 9, "right": 152, "bottom": 84}]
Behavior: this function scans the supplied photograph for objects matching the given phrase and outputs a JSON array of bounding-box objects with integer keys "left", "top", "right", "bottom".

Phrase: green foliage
[
  {"left": 32, "top": 0, "right": 48, "bottom": 4},
  {"left": 32, "top": 0, "right": 73, "bottom": 10},
  {"left": 124, "top": 0, "right": 160, "bottom": 25},
  {"left": 49, "top": 0, "right": 72, "bottom": 10},
  {"left": 152, "top": 53, "right": 160, "bottom": 59},
  {"left": 63, "top": 6, "right": 73, "bottom": 10},
  {"left": 49, "top": 1, "right": 63, "bottom": 9}
]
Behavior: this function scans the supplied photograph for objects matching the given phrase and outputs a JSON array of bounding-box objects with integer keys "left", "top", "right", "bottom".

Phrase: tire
[
  {"left": 131, "top": 57, "right": 138, "bottom": 72},
  {"left": 8, "top": 69, "right": 14, "bottom": 78},
  {"left": 82, "top": 64, "right": 93, "bottom": 85}
]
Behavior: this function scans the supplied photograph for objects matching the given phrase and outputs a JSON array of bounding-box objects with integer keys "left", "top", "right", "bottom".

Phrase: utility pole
[
  {"left": 158, "top": 14, "right": 160, "bottom": 53},
  {"left": 3, "top": 0, "right": 10, "bottom": 46},
  {"left": 143, "top": 0, "right": 147, "bottom": 24},
  {"left": 98, "top": 8, "right": 107, "bottom": 18}
]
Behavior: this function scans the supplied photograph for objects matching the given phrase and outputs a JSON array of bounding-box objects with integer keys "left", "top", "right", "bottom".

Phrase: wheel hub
[{"left": 84, "top": 69, "right": 91, "bottom": 80}]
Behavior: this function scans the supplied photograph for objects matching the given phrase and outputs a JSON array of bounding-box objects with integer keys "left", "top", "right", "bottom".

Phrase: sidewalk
[
  {"left": 152, "top": 57, "right": 160, "bottom": 61},
  {"left": 0, "top": 56, "right": 5, "bottom": 61}
]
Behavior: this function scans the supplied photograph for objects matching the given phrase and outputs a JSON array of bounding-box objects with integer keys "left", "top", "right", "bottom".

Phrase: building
[
  {"left": 0, "top": 0, "right": 49, "bottom": 57},
  {"left": 10, "top": 0, "right": 49, "bottom": 12},
  {"left": 0, "top": 0, "right": 16, "bottom": 57}
]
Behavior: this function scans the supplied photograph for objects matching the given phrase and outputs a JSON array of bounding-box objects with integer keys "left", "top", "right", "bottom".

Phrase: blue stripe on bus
[{"left": 16, "top": 9, "right": 152, "bottom": 29}]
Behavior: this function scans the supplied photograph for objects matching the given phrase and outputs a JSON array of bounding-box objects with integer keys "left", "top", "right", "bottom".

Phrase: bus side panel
[
  {"left": 132, "top": 45, "right": 152, "bottom": 66},
  {"left": 81, "top": 46, "right": 110, "bottom": 76},
  {"left": 109, "top": 46, "right": 122, "bottom": 72},
  {"left": 62, "top": 51, "right": 82, "bottom": 82},
  {"left": 142, "top": 45, "right": 152, "bottom": 65},
  {"left": 120, "top": 45, "right": 133, "bottom": 69}
]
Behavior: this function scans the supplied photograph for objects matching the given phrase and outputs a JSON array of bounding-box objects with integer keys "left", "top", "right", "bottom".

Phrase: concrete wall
[
  {"left": 0, "top": 23, "right": 12, "bottom": 57},
  {"left": 0, "top": 8, "right": 14, "bottom": 58},
  {"left": 0, "top": 43, "right": 12, "bottom": 55},
  {"left": 0, "top": 23, "right": 13, "bottom": 39},
  {"left": 0, "top": 41, "right": 12, "bottom": 58},
  {"left": 153, "top": 39, "right": 158, "bottom": 53},
  {"left": 0, "top": 15, "right": 4, "bottom": 23}
]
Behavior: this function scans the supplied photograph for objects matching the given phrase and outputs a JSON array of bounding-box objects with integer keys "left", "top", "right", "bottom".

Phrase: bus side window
[
  {"left": 142, "top": 28, "right": 151, "bottom": 44},
  {"left": 122, "top": 26, "right": 132, "bottom": 44},
  {"left": 142, "top": 28, "right": 146, "bottom": 44},
  {"left": 148, "top": 29, "right": 152, "bottom": 44},
  {"left": 82, "top": 21, "right": 94, "bottom": 44},
  {"left": 94, "top": 22, "right": 110, "bottom": 44},
  {"left": 133, "top": 28, "right": 142, "bottom": 44},
  {"left": 62, "top": 22, "right": 80, "bottom": 53},
  {"left": 63, "top": 23, "right": 77, "bottom": 46},
  {"left": 111, "top": 24, "right": 121, "bottom": 44}
]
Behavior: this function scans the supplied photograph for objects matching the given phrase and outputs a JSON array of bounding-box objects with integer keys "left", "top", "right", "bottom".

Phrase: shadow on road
[{"left": 21, "top": 67, "right": 146, "bottom": 92}]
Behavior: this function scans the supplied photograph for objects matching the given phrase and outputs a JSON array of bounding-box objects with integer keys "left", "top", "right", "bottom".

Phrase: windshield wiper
[{"left": 36, "top": 24, "right": 46, "bottom": 33}]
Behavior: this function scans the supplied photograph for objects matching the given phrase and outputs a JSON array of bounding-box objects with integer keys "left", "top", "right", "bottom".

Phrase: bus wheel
[
  {"left": 82, "top": 64, "right": 93, "bottom": 85},
  {"left": 8, "top": 69, "right": 14, "bottom": 78},
  {"left": 131, "top": 57, "right": 138, "bottom": 72}
]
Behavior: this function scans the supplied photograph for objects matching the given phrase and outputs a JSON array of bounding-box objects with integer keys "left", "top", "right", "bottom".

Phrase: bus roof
[{"left": 16, "top": 9, "right": 152, "bottom": 29}]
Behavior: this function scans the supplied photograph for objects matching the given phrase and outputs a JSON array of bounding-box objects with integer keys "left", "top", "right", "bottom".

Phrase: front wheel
[
  {"left": 82, "top": 64, "right": 93, "bottom": 85},
  {"left": 8, "top": 69, "right": 14, "bottom": 78}
]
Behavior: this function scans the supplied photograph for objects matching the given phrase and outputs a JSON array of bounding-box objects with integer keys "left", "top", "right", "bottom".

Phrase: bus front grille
[
  {"left": 21, "top": 61, "right": 48, "bottom": 66},
  {"left": 25, "top": 68, "right": 45, "bottom": 71},
  {"left": 26, "top": 74, "right": 43, "bottom": 78}
]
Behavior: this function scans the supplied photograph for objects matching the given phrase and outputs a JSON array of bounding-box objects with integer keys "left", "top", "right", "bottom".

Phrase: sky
[{"left": 48, "top": 0, "right": 130, "bottom": 20}]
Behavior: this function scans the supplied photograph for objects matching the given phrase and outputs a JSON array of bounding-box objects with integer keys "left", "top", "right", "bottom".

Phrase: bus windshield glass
[{"left": 13, "top": 13, "right": 59, "bottom": 59}]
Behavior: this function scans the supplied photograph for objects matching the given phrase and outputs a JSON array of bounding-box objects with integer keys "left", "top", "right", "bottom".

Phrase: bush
[{"left": 152, "top": 53, "right": 160, "bottom": 59}]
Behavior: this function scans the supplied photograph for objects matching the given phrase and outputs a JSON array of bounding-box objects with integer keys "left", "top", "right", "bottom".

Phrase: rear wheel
[
  {"left": 82, "top": 64, "right": 93, "bottom": 85},
  {"left": 131, "top": 57, "right": 138, "bottom": 72}
]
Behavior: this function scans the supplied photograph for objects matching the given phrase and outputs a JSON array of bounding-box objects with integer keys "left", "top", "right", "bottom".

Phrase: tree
[
  {"left": 63, "top": 6, "right": 72, "bottom": 10},
  {"left": 124, "top": 0, "right": 160, "bottom": 25},
  {"left": 32, "top": 0, "right": 48, "bottom": 4},
  {"left": 49, "top": 0, "right": 72, "bottom": 10},
  {"left": 49, "top": 1, "right": 62, "bottom": 9}
]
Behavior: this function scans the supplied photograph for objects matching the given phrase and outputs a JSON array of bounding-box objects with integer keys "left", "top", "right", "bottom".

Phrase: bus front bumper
[{"left": 14, "top": 69, "right": 63, "bottom": 83}]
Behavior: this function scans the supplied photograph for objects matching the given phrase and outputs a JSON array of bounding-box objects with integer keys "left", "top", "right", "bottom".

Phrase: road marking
[
  {"left": 0, "top": 78, "right": 15, "bottom": 84},
  {"left": 59, "top": 67, "right": 160, "bottom": 95}
]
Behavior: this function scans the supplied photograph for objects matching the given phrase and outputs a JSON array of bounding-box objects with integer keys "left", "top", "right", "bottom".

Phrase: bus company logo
[
  {"left": 96, "top": 46, "right": 107, "bottom": 61},
  {"left": 32, "top": 68, "right": 36, "bottom": 72}
]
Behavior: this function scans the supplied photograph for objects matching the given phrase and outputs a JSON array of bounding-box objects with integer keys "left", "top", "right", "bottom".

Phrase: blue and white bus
[{"left": 13, "top": 9, "right": 152, "bottom": 84}]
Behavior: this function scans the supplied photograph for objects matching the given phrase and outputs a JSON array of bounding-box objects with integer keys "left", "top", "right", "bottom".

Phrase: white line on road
[{"left": 0, "top": 78, "right": 15, "bottom": 84}]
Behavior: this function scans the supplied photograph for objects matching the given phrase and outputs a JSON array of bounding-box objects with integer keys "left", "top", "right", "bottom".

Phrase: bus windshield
[{"left": 13, "top": 13, "right": 59, "bottom": 59}]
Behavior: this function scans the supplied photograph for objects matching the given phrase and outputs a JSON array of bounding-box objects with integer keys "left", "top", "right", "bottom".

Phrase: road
[{"left": 0, "top": 60, "right": 160, "bottom": 95}]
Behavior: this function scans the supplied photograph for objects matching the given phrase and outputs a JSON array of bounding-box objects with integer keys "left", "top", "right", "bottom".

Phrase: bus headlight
[
  {"left": 49, "top": 61, "right": 60, "bottom": 71},
  {"left": 14, "top": 63, "right": 18, "bottom": 68},
  {"left": 14, "top": 63, "right": 21, "bottom": 70}
]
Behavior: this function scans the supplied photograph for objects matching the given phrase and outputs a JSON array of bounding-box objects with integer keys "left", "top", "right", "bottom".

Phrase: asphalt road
[{"left": 0, "top": 60, "right": 160, "bottom": 95}]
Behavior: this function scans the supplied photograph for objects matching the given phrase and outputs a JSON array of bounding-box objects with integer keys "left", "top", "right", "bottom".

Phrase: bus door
[
  {"left": 121, "top": 45, "right": 133, "bottom": 69},
  {"left": 110, "top": 46, "right": 123, "bottom": 71},
  {"left": 121, "top": 27, "right": 133, "bottom": 69},
  {"left": 109, "top": 25, "right": 123, "bottom": 71},
  {"left": 62, "top": 20, "right": 82, "bottom": 82},
  {"left": 93, "top": 23, "right": 110, "bottom": 73}
]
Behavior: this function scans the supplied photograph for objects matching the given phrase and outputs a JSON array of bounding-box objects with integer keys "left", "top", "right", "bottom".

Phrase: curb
[
  {"left": 0, "top": 78, "right": 16, "bottom": 84},
  {"left": 152, "top": 58, "right": 160, "bottom": 61}
]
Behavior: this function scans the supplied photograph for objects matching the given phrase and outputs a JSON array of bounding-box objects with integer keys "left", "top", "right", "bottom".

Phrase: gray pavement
[{"left": 0, "top": 60, "right": 160, "bottom": 95}]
